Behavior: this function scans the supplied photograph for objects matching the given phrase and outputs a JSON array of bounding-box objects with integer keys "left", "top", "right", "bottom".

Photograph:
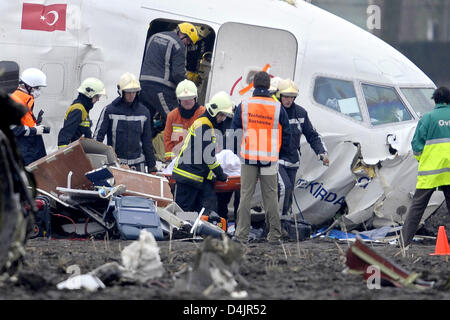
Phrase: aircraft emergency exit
[{"left": 0, "top": 0, "right": 442, "bottom": 230}]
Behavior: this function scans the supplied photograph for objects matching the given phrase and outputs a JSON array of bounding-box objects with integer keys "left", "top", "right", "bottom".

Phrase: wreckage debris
[
  {"left": 56, "top": 230, "right": 165, "bottom": 291},
  {"left": 345, "top": 238, "right": 434, "bottom": 289},
  {"left": 23, "top": 138, "right": 233, "bottom": 241},
  {"left": 120, "top": 229, "right": 165, "bottom": 282},
  {"left": 174, "top": 235, "right": 248, "bottom": 298}
]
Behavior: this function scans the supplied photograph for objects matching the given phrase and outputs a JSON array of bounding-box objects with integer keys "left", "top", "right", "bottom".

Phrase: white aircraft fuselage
[{"left": 1, "top": 0, "right": 441, "bottom": 229}]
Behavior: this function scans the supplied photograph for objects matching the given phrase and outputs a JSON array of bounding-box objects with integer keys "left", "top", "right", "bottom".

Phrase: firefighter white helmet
[
  {"left": 277, "top": 78, "right": 299, "bottom": 98},
  {"left": 118, "top": 72, "right": 141, "bottom": 96},
  {"left": 20, "top": 68, "right": 47, "bottom": 88},
  {"left": 78, "top": 77, "right": 106, "bottom": 99},
  {"left": 176, "top": 79, "right": 198, "bottom": 100},
  {"left": 269, "top": 76, "right": 283, "bottom": 94},
  {"left": 206, "top": 91, "right": 234, "bottom": 117}
]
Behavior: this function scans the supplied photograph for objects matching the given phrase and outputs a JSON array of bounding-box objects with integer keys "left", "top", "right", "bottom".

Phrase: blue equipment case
[{"left": 113, "top": 196, "right": 164, "bottom": 240}]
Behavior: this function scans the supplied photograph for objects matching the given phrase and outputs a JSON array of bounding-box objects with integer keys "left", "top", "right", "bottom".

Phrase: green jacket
[{"left": 412, "top": 103, "right": 450, "bottom": 189}]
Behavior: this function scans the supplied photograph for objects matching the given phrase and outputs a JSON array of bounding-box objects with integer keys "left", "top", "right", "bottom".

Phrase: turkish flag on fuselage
[{"left": 21, "top": 3, "right": 67, "bottom": 32}]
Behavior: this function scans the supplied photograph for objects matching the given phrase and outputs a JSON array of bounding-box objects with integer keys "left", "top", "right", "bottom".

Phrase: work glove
[
  {"left": 186, "top": 71, "right": 202, "bottom": 86},
  {"left": 36, "top": 110, "right": 44, "bottom": 125},
  {"left": 35, "top": 125, "right": 47, "bottom": 135},
  {"left": 148, "top": 166, "right": 158, "bottom": 174},
  {"left": 207, "top": 211, "right": 222, "bottom": 223},
  {"left": 318, "top": 153, "right": 330, "bottom": 166},
  {"left": 216, "top": 172, "right": 228, "bottom": 182}
]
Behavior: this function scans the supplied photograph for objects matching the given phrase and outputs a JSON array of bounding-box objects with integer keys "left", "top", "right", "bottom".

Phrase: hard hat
[
  {"left": 196, "top": 25, "right": 212, "bottom": 39},
  {"left": 178, "top": 22, "right": 199, "bottom": 45},
  {"left": 78, "top": 77, "right": 106, "bottom": 98},
  {"left": 277, "top": 78, "right": 299, "bottom": 98},
  {"left": 20, "top": 68, "right": 47, "bottom": 88},
  {"left": 176, "top": 79, "right": 198, "bottom": 100},
  {"left": 269, "top": 76, "right": 283, "bottom": 93},
  {"left": 206, "top": 91, "right": 234, "bottom": 117},
  {"left": 118, "top": 72, "right": 141, "bottom": 96}
]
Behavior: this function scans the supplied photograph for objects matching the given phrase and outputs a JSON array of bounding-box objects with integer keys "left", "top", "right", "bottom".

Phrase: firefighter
[
  {"left": 10, "top": 67, "right": 49, "bottom": 165},
  {"left": 94, "top": 72, "right": 156, "bottom": 173},
  {"left": 163, "top": 79, "right": 206, "bottom": 162},
  {"left": 139, "top": 22, "right": 199, "bottom": 134},
  {"left": 276, "top": 78, "right": 329, "bottom": 217},
  {"left": 172, "top": 91, "right": 232, "bottom": 214},
  {"left": 58, "top": 77, "right": 106, "bottom": 148},
  {"left": 232, "top": 71, "right": 291, "bottom": 244}
]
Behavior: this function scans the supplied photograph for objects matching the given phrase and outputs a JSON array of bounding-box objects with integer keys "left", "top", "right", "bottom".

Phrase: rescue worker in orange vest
[
  {"left": 172, "top": 91, "right": 232, "bottom": 215},
  {"left": 163, "top": 79, "right": 206, "bottom": 162},
  {"left": 231, "top": 71, "right": 291, "bottom": 244},
  {"left": 10, "top": 68, "right": 49, "bottom": 165},
  {"left": 58, "top": 78, "right": 106, "bottom": 148}
]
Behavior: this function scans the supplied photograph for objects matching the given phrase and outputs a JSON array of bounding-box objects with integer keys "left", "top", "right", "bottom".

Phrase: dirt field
[{"left": 1, "top": 204, "right": 450, "bottom": 313}]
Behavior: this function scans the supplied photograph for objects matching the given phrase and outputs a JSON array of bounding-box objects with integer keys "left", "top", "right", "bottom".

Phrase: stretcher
[{"left": 161, "top": 174, "right": 241, "bottom": 193}]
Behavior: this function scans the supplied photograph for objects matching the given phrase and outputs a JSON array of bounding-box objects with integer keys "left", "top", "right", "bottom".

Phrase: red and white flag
[{"left": 21, "top": 3, "right": 67, "bottom": 32}]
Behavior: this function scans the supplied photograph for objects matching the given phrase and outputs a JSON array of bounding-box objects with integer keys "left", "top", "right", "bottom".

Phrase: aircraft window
[
  {"left": 313, "top": 77, "right": 362, "bottom": 121},
  {"left": 362, "top": 84, "right": 412, "bottom": 126},
  {"left": 400, "top": 88, "right": 435, "bottom": 118}
]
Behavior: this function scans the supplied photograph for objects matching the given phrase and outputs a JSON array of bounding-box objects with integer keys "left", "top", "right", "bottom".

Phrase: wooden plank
[
  {"left": 110, "top": 167, "right": 173, "bottom": 207},
  {"left": 27, "top": 142, "right": 94, "bottom": 196}
]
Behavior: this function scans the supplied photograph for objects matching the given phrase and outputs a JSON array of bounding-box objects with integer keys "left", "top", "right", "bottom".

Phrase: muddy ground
[{"left": 1, "top": 204, "right": 450, "bottom": 312}]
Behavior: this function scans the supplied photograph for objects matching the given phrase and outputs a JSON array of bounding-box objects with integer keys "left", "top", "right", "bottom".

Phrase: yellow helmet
[
  {"left": 176, "top": 79, "right": 198, "bottom": 100},
  {"left": 178, "top": 22, "right": 199, "bottom": 45},
  {"left": 206, "top": 91, "right": 234, "bottom": 117},
  {"left": 118, "top": 72, "right": 141, "bottom": 96},
  {"left": 277, "top": 78, "right": 299, "bottom": 98},
  {"left": 78, "top": 77, "right": 106, "bottom": 98}
]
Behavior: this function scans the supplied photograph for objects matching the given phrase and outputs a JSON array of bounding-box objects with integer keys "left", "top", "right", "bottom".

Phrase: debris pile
[
  {"left": 174, "top": 236, "right": 248, "bottom": 298},
  {"left": 25, "top": 137, "right": 227, "bottom": 241}
]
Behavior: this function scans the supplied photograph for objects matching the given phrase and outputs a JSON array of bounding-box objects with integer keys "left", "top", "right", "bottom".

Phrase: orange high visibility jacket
[
  {"left": 10, "top": 89, "right": 37, "bottom": 127},
  {"left": 240, "top": 96, "right": 282, "bottom": 162}
]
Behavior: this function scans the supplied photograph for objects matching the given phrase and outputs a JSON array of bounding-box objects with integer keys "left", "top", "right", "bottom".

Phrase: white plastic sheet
[{"left": 163, "top": 149, "right": 241, "bottom": 176}]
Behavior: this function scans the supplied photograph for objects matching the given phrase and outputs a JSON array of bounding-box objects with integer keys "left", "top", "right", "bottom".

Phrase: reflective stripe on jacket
[
  {"left": 94, "top": 96, "right": 156, "bottom": 169},
  {"left": 163, "top": 105, "right": 206, "bottom": 161},
  {"left": 57, "top": 97, "right": 93, "bottom": 148},
  {"left": 140, "top": 31, "right": 187, "bottom": 89},
  {"left": 412, "top": 103, "right": 450, "bottom": 189},
  {"left": 172, "top": 114, "right": 225, "bottom": 189},
  {"left": 240, "top": 96, "right": 282, "bottom": 162}
]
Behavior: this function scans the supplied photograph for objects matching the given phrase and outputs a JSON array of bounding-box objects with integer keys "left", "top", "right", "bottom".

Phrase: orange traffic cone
[{"left": 430, "top": 226, "right": 450, "bottom": 256}]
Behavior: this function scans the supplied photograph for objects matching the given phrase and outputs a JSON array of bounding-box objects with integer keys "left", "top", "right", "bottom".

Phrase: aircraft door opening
[
  {"left": 209, "top": 22, "right": 297, "bottom": 104},
  {"left": 142, "top": 19, "right": 216, "bottom": 106}
]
